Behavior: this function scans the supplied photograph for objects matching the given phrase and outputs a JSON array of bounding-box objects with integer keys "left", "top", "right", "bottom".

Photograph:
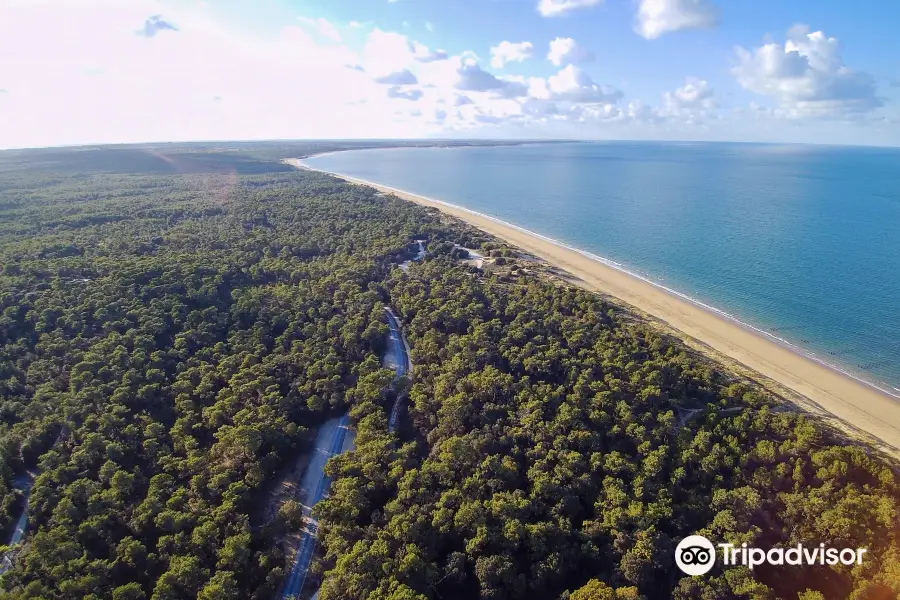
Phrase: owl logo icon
[{"left": 676, "top": 535, "right": 716, "bottom": 576}]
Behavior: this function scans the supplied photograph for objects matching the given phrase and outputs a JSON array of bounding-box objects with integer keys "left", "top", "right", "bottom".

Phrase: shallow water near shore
[{"left": 305, "top": 142, "right": 900, "bottom": 393}]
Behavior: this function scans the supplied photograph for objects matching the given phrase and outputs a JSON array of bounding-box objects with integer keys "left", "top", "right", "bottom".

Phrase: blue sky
[{"left": 0, "top": 0, "right": 897, "bottom": 148}]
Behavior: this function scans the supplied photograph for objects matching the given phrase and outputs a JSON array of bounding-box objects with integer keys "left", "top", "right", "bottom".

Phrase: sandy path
[{"left": 288, "top": 159, "right": 900, "bottom": 457}]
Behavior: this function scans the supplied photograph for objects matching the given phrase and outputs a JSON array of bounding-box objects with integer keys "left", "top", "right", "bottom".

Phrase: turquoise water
[{"left": 305, "top": 142, "right": 900, "bottom": 394}]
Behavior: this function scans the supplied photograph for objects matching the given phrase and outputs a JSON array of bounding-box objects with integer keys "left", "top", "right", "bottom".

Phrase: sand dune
[{"left": 289, "top": 160, "right": 900, "bottom": 457}]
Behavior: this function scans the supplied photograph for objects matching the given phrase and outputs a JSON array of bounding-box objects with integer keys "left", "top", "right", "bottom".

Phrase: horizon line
[{"left": 2, "top": 137, "right": 900, "bottom": 153}]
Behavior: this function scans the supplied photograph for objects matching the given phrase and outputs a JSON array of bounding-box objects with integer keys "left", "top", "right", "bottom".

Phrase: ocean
[{"left": 304, "top": 142, "right": 900, "bottom": 394}]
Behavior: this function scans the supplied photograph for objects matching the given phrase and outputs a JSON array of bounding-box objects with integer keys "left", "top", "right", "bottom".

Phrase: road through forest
[
  {"left": 283, "top": 241, "right": 422, "bottom": 598},
  {"left": 384, "top": 306, "right": 412, "bottom": 433}
]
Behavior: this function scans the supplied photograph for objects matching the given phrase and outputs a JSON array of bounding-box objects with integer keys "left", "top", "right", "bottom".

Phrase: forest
[{"left": 0, "top": 144, "right": 898, "bottom": 600}]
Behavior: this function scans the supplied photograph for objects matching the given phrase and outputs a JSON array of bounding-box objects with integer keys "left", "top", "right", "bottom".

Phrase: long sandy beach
[{"left": 287, "top": 159, "right": 900, "bottom": 456}]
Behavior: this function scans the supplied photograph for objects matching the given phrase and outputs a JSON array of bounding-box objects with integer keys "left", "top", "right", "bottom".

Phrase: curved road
[
  {"left": 281, "top": 307, "right": 411, "bottom": 598},
  {"left": 283, "top": 243, "right": 420, "bottom": 598}
]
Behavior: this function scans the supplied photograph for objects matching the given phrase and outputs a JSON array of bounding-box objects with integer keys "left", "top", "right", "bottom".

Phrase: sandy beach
[{"left": 287, "top": 159, "right": 900, "bottom": 457}]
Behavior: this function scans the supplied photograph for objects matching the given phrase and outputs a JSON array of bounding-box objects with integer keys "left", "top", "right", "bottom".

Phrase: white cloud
[
  {"left": 374, "top": 69, "right": 418, "bottom": 85},
  {"left": 537, "top": 0, "right": 602, "bottom": 17},
  {"left": 388, "top": 86, "right": 424, "bottom": 101},
  {"left": 362, "top": 30, "right": 449, "bottom": 81},
  {"left": 425, "top": 21, "right": 434, "bottom": 32},
  {"left": 635, "top": 0, "right": 718, "bottom": 40},
  {"left": 664, "top": 77, "right": 715, "bottom": 110},
  {"left": 0, "top": 1, "right": 432, "bottom": 146},
  {"left": 362, "top": 28, "right": 418, "bottom": 77},
  {"left": 0, "top": 0, "right": 890, "bottom": 146},
  {"left": 490, "top": 41, "right": 534, "bottom": 69},
  {"left": 530, "top": 65, "right": 622, "bottom": 103},
  {"left": 297, "top": 16, "right": 342, "bottom": 43},
  {"left": 455, "top": 61, "right": 529, "bottom": 98},
  {"left": 547, "top": 37, "right": 593, "bottom": 66},
  {"left": 521, "top": 99, "right": 560, "bottom": 117},
  {"left": 415, "top": 55, "right": 463, "bottom": 90},
  {"left": 626, "top": 100, "right": 658, "bottom": 122},
  {"left": 733, "top": 25, "right": 882, "bottom": 118},
  {"left": 136, "top": 15, "right": 178, "bottom": 38},
  {"left": 597, "top": 78, "right": 718, "bottom": 127},
  {"left": 412, "top": 41, "right": 448, "bottom": 63},
  {"left": 658, "top": 77, "right": 717, "bottom": 124}
]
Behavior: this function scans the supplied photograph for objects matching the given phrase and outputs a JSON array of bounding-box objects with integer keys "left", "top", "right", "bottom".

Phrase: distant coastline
[
  {"left": 288, "top": 155, "right": 900, "bottom": 456},
  {"left": 292, "top": 139, "right": 574, "bottom": 160}
]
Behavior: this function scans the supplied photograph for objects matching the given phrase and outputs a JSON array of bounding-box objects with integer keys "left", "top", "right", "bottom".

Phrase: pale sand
[{"left": 287, "top": 159, "right": 900, "bottom": 456}]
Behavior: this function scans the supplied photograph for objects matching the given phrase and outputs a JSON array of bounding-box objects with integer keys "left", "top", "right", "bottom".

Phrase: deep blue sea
[{"left": 305, "top": 142, "right": 900, "bottom": 394}]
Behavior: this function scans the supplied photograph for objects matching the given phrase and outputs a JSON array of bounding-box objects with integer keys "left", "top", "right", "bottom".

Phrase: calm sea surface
[{"left": 305, "top": 142, "right": 900, "bottom": 393}]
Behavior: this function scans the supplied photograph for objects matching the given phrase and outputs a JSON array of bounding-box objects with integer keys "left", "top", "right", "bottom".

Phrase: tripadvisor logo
[
  {"left": 675, "top": 535, "right": 868, "bottom": 576},
  {"left": 675, "top": 535, "right": 716, "bottom": 575}
]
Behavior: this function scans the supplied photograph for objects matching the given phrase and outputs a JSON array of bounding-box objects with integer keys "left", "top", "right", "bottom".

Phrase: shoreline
[
  {"left": 293, "top": 157, "right": 898, "bottom": 400},
  {"left": 286, "top": 157, "right": 900, "bottom": 455}
]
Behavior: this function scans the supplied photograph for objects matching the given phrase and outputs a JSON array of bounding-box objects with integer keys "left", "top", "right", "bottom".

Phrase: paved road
[
  {"left": 281, "top": 414, "right": 350, "bottom": 599},
  {"left": 384, "top": 307, "right": 412, "bottom": 432},
  {"left": 0, "top": 473, "right": 35, "bottom": 576},
  {"left": 281, "top": 247, "right": 419, "bottom": 598},
  {"left": 6, "top": 473, "right": 33, "bottom": 546},
  {"left": 281, "top": 306, "right": 411, "bottom": 597},
  {"left": 398, "top": 240, "right": 427, "bottom": 273},
  {"left": 281, "top": 308, "right": 410, "bottom": 597}
]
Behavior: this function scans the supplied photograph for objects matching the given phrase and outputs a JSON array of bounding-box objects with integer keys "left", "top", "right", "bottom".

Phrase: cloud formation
[
  {"left": 136, "top": 15, "right": 178, "bottom": 38},
  {"left": 0, "top": 0, "right": 893, "bottom": 146},
  {"left": 490, "top": 41, "right": 534, "bottom": 69},
  {"left": 364, "top": 29, "right": 418, "bottom": 75},
  {"left": 537, "top": 0, "right": 602, "bottom": 18},
  {"left": 374, "top": 69, "right": 419, "bottom": 85},
  {"left": 635, "top": 0, "right": 717, "bottom": 40},
  {"left": 455, "top": 62, "right": 528, "bottom": 97},
  {"left": 388, "top": 87, "right": 424, "bottom": 101},
  {"left": 659, "top": 77, "right": 717, "bottom": 124},
  {"left": 531, "top": 65, "right": 622, "bottom": 104},
  {"left": 665, "top": 77, "right": 715, "bottom": 110},
  {"left": 547, "top": 37, "right": 594, "bottom": 66},
  {"left": 733, "top": 25, "right": 881, "bottom": 117},
  {"left": 413, "top": 43, "right": 449, "bottom": 63}
]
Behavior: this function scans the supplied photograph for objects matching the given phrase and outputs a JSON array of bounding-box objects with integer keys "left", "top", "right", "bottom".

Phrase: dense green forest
[{"left": 0, "top": 145, "right": 898, "bottom": 600}]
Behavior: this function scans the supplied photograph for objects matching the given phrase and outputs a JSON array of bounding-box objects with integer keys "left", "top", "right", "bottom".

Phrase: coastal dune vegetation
[{"left": 0, "top": 144, "right": 897, "bottom": 600}]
